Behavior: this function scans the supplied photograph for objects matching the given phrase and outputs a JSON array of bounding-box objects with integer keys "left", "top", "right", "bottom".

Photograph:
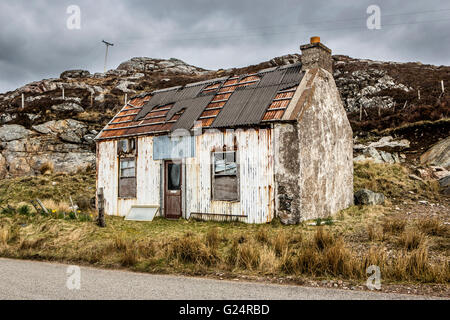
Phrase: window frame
[
  {"left": 118, "top": 157, "right": 137, "bottom": 199},
  {"left": 211, "top": 149, "right": 240, "bottom": 202}
]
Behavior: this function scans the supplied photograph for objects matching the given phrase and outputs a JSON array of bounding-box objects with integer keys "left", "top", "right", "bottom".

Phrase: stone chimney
[{"left": 300, "top": 36, "right": 332, "bottom": 73}]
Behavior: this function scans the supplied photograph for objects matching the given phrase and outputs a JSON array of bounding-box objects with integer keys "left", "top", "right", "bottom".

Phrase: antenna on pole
[{"left": 102, "top": 40, "right": 114, "bottom": 73}]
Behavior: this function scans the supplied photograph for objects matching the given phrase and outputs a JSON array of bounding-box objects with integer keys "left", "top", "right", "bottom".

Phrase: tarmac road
[{"left": 0, "top": 258, "right": 441, "bottom": 300}]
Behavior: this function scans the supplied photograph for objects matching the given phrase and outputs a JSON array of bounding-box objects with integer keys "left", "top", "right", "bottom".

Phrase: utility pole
[{"left": 102, "top": 40, "right": 114, "bottom": 73}]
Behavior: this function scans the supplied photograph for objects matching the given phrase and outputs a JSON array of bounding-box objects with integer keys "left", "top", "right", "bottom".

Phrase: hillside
[{"left": 0, "top": 54, "right": 449, "bottom": 178}]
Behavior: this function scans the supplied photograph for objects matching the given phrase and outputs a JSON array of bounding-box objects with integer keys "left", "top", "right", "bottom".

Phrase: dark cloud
[{"left": 1, "top": 0, "right": 449, "bottom": 93}]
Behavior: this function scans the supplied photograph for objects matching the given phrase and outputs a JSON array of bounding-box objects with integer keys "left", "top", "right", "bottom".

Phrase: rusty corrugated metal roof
[{"left": 96, "top": 63, "right": 303, "bottom": 140}]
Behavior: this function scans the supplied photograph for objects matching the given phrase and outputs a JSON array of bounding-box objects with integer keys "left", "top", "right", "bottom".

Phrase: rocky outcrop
[
  {"left": 117, "top": 57, "right": 208, "bottom": 75},
  {"left": 60, "top": 69, "right": 90, "bottom": 79},
  {"left": 353, "top": 136, "right": 409, "bottom": 164},
  {"left": 354, "top": 189, "right": 385, "bottom": 205},
  {"left": 0, "top": 124, "right": 31, "bottom": 141},
  {"left": 51, "top": 102, "right": 84, "bottom": 113},
  {"left": 0, "top": 121, "right": 95, "bottom": 177},
  {"left": 439, "top": 175, "right": 450, "bottom": 195},
  {"left": 0, "top": 53, "right": 448, "bottom": 179},
  {"left": 420, "top": 136, "right": 450, "bottom": 169}
]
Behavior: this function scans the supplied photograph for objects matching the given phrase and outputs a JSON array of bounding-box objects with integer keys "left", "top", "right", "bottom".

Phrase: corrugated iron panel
[
  {"left": 134, "top": 89, "right": 179, "bottom": 120},
  {"left": 169, "top": 95, "right": 215, "bottom": 131},
  {"left": 96, "top": 63, "right": 304, "bottom": 140},
  {"left": 258, "top": 69, "right": 285, "bottom": 86},
  {"left": 236, "top": 85, "right": 280, "bottom": 125},
  {"left": 211, "top": 88, "right": 254, "bottom": 128},
  {"left": 280, "top": 63, "right": 303, "bottom": 84}
]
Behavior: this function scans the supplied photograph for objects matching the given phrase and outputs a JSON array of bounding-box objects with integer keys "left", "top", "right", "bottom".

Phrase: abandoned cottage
[{"left": 95, "top": 38, "right": 353, "bottom": 224}]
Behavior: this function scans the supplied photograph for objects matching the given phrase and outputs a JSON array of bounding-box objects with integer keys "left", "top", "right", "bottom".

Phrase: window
[
  {"left": 120, "top": 159, "right": 136, "bottom": 177},
  {"left": 212, "top": 151, "right": 239, "bottom": 201},
  {"left": 118, "top": 138, "right": 136, "bottom": 155},
  {"left": 119, "top": 157, "right": 136, "bottom": 198}
]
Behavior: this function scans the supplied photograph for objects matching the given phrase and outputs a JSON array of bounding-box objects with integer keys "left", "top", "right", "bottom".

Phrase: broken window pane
[
  {"left": 214, "top": 152, "right": 237, "bottom": 175},
  {"left": 212, "top": 151, "right": 239, "bottom": 201},
  {"left": 120, "top": 158, "right": 136, "bottom": 177}
]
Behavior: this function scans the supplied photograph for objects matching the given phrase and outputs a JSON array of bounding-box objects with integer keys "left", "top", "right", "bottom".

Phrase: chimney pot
[{"left": 310, "top": 36, "right": 320, "bottom": 44}]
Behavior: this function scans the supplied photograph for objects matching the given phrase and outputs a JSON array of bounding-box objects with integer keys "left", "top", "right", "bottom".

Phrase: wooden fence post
[{"left": 97, "top": 187, "right": 106, "bottom": 227}]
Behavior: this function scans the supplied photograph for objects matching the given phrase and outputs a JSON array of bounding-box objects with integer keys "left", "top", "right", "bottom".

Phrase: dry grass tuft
[
  {"left": 398, "top": 229, "right": 427, "bottom": 251},
  {"left": 416, "top": 217, "right": 448, "bottom": 237},
  {"left": 0, "top": 225, "right": 19, "bottom": 246},
  {"left": 167, "top": 233, "right": 218, "bottom": 266},
  {"left": 314, "top": 227, "right": 335, "bottom": 251},
  {"left": 382, "top": 217, "right": 407, "bottom": 234},
  {"left": 136, "top": 240, "right": 156, "bottom": 259},
  {"left": 0, "top": 226, "right": 10, "bottom": 246},
  {"left": 205, "top": 227, "right": 221, "bottom": 249},
  {"left": 367, "top": 224, "right": 383, "bottom": 241},
  {"left": 272, "top": 231, "right": 289, "bottom": 256},
  {"left": 255, "top": 227, "right": 270, "bottom": 245},
  {"left": 236, "top": 242, "right": 260, "bottom": 270},
  {"left": 258, "top": 246, "right": 279, "bottom": 274},
  {"left": 19, "top": 237, "right": 46, "bottom": 250},
  {"left": 119, "top": 248, "right": 138, "bottom": 267}
]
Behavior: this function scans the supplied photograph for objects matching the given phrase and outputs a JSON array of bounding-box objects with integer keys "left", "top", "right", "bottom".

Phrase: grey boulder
[{"left": 354, "top": 189, "right": 385, "bottom": 205}]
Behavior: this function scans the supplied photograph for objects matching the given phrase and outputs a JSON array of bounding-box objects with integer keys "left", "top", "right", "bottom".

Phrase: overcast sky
[{"left": 1, "top": 0, "right": 449, "bottom": 93}]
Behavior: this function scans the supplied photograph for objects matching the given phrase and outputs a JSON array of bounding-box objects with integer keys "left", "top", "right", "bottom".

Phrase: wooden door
[{"left": 164, "top": 161, "right": 182, "bottom": 219}]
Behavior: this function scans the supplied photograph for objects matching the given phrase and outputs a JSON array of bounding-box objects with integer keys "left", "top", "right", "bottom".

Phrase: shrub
[
  {"left": 323, "top": 217, "right": 334, "bottom": 226},
  {"left": 18, "top": 205, "right": 31, "bottom": 216},
  {"left": 78, "top": 214, "right": 92, "bottom": 222},
  {"left": 67, "top": 212, "right": 77, "bottom": 220},
  {"left": 1, "top": 206, "right": 15, "bottom": 215}
]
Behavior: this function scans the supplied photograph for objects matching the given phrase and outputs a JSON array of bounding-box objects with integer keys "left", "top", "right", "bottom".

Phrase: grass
[
  {"left": 0, "top": 211, "right": 448, "bottom": 284},
  {"left": 0, "top": 161, "right": 448, "bottom": 285},
  {"left": 354, "top": 161, "right": 441, "bottom": 201},
  {"left": 0, "top": 171, "right": 96, "bottom": 209}
]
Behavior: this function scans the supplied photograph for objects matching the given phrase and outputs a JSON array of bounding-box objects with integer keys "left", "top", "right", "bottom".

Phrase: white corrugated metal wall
[
  {"left": 97, "top": 136, "right": 161, "bottom": 216},
  {"left": 97, "top": 128, "right": 275, "bottom": 223}
]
